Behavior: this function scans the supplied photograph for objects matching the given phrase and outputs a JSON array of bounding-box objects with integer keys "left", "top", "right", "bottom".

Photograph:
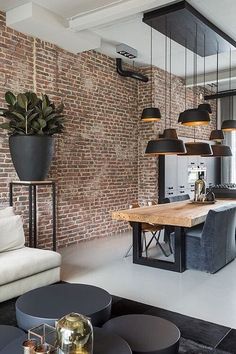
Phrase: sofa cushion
[
  {"left": 0, "top": 215, "right": 25, "bottom": 252},
  {"left": 0, "top": 207, "right": 15, "bottom": 218},
  {"left": 0, "top": 247, "right": 61, "bottom": 286}
]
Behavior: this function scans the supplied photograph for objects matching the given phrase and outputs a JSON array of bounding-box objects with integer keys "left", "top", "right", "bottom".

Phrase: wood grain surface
[{"left": 112, "top": 199, "right": 236, "bottom": 227}]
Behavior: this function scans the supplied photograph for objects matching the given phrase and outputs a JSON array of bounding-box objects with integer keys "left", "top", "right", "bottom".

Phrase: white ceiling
[
  {"left": 1, "top": 0, "right": 236, "bottom": 86},
  {"left": 0, "top": 0, "right": 128, "bottom": 18}
]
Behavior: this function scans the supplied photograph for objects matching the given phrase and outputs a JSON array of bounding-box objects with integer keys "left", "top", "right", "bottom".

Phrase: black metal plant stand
[{"left": 9, "top": 181, "right": 57, "bottom": 251}]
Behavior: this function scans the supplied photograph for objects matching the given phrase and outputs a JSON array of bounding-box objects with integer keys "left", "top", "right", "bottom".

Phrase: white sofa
[{"left": 0, "top": 207, "right": 61, "bottom": 302}]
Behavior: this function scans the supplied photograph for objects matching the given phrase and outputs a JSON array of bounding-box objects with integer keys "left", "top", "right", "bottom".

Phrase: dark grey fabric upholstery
[
  {"left": 162, "top": 194, "right": 190, "bottom": 204},
  {"left": 172, "top": 205, "right": 236, "bottom": 273},
  {"left": 163, "top": 194, "right": 190, "bottom": 243}
]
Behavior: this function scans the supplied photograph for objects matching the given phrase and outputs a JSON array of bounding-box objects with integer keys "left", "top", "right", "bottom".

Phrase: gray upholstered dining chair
[
  {"left": 162, "top": 193, "right": 190, "bottom": 204},
  {"left": 172, "top": 205, "right": 236, "bottom": 273},
  {"left": 162, "top": 194, "right": 190, "bottom": 250}
]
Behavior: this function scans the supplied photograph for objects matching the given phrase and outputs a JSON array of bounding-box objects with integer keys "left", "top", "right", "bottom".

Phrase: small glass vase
[{"left": 56, "top": 312, "right": 93, "bottom": 354}]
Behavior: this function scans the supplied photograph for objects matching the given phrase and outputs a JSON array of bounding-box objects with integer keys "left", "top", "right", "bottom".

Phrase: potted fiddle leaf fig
[{"left": 0, "top": 91, "right": 64, "bottom": 181}]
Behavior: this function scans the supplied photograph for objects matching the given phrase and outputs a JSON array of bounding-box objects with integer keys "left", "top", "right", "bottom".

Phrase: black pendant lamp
[
  {"left": 221, "top": 119, "right": 236, "bottom": 131},
  {"left": 185, "top": 142, "right": 212, "bottom": 155},
  {"left": 178, "top": 29, "right": 210, "bottom": 126},
  {"left": 145, "top": 138, "right": 186, "bottom": 155},
  {"left": 210, "top": 129, "right": 224, "bottom": 142},
  {"left": 198, "top": 34, "right": 212, "bottom": 115},
  {"left": 211, "top": 144, "right": 232, "bottom": 157},
  {"left": 209, "top": 43, "right": 224, "bottom": 142},
  {"left": 178, "top": 108, "right": 210, "bottom": 126},
  {"left": 198, "top": 103, "right": 212, "bottom": 114},
  {"left": 145, "top": 23, "right": 185, "bottom": 156},
  {"left": 141, "top": 25, "right": 161, "bottom": 122}
]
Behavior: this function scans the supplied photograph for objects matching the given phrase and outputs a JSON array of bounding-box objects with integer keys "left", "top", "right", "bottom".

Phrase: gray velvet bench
[
  {"left": 103, "top": 314, "right": 180, "bottom": 354},
  {"left": 16, "top": 283, "right": 112, "bottom": 331}
]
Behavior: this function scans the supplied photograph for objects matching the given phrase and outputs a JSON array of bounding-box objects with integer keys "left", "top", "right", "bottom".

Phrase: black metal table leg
[
  {"left": 52, "top": 182, "right": 57, "bottom": 251},
  {"left": 9, "top": 183, "right": 13, "bottom": 206},
  {"left": 33, "top": 185, "right": 37, "bottom": 248},
  {"left": 28, "top": 185, "right": 33, "bottom": 248},
  {"left": 132, "top": 222, "right": 186, "bottom": 272},
  {"left": 132, "top": 222, "right": 142, "bottom": 262},
  {"left": 174, "top": 226, "right": 186, "bottom": 272}
]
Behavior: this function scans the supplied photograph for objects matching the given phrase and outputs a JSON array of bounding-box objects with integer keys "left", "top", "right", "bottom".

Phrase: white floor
[{"left": 60, "top": 231, "right": 236, "bottom": 329}]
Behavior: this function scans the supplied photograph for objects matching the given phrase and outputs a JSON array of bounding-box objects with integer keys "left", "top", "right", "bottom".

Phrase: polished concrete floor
[{"left": 60, "top": 231, "right": 236, "bottom": 329}]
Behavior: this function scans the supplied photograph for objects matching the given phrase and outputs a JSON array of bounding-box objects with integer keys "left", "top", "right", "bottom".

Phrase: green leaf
[
  {"left": 12, "top": 112, "right": 25, "bottom": 121},
  {"left": 38, "top": 118, "right": 47, "bottom": 129},
  {"left": 5, "top": 91, "right": 16, "bottom": 106},
  {"left": 28, "top": 92, "right": 38, "bottom": 106},
  {"left": 45, "top": 113, "right": 60, "bottom": 122},
  {"left": 17, "top": 94, "right": 28, "bottom": 110},
  {"left": 44, "top": 94, "right": 51, "bottom": 106},
  {"left": 42, "top": 95, "right": 48, "bottom": 112},
  {"left": 32, "top": 121, "right": 40, "bottom": 130},
  {"left": 1, "top": 91, "right": 64, "bottom": 136},
  {"left": 0, "top": 122, "right": 11, "bottom": 130},
  {"left": 43, "top": 106, "right": 53, "bottom": 117},
  {"left": 28, "top": 112, "right": 39, "bottom": 123}
]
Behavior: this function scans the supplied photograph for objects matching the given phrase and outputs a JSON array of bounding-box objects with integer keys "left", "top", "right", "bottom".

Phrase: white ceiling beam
[
  {"left": 68, "top": 0, "right": 170, "bottom": 32},
  {"left": 6, "top": 2, "right": 101, "bottom": 54}
]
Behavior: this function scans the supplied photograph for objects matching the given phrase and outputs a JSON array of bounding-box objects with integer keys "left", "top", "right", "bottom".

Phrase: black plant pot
[{"left": 9, "top": 135, "right": 55, "bottom": 181}]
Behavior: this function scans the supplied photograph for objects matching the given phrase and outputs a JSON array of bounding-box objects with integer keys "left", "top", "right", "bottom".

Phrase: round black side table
[
  {"left": 94, "top": 327, "right": 132, "bottom": 354},
  {"left": 0, "top": 325, "right": 26, "bottom": 352},
  {"left": 16, "top": 283, "right": 112, "bottom": 330},
  {"left": 103, "top": 314, "right": 180, "bottom": 354}
]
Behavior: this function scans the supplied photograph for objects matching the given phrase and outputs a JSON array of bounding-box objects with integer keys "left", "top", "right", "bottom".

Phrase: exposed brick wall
[
  {"left": 0, "top": 12, "right": 138, "bottom": 248},
  {"left": 0, "top": 11, "right": 216, "bottom": 248}
]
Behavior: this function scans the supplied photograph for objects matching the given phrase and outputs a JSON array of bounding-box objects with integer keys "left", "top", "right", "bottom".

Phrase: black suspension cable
[
  {"left": 150, "top": 23, "right": 153, "bottom": 107},
  {"left": 203, "top": 33, "right": 206, "bottom": 100},
  {"left": 169, "top": 32, "right": 172, "bottom": 127},
  {"left": 216, "top": 41, "right": 219, "bottom": 122},
  {"left": 185, "top": 40, "right": 187, "bottom": 110},
  {"left": 165, "top": 16, "right": 167, "bottom": 129}
]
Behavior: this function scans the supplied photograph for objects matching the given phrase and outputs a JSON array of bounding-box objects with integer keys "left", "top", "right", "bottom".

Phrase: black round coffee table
[
  {"left": 16, "top": 283, "right": 112, "bottom": 331},
  {"left": 103, "top": 314, "right": 180, "bottom": 354},
  {"left": 0, "top": 325, "right": 26, "bottom": 352},
  {"left": 94, "top": 327, "right": 132, "bottom": 354},
  {"left": 0, "top": 327, "right": 131, "bottom": 354}
]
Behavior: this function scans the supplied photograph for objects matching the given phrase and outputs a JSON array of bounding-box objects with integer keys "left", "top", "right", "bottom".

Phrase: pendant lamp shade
[
  {"left": 209, "top": 129, "right": 224, "bottom": 142},
  {"left": 178, "top": 108, "right": 210, "bottom": 126},
  {"left": 198, "top": 103, "right": 212, "bottom": 114},
  {"left": 184, "top": 142, "right": 212, "bottom": 156},
  {"left": 221, "top": 120, "right": 236, "bottom": 131},
  {"left": 145, "top": 138, "right": 186, "bottom": 156},
  {"left": 162, "top": 128, "right": 178, "bottom": 139},
  {"left": 141, "top": 107, "right": 161, "bottom": 122},
  {"left": 211, "top": 144, "right": 233, "bottom": 157}
]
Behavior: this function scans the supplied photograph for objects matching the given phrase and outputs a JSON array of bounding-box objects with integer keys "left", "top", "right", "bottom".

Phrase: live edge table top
[{"left": 112, "top": 199, "right": 236, "bottom": 228}]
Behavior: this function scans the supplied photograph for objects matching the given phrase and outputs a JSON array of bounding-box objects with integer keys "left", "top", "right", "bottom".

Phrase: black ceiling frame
[
  {"left": 143, "top": 0, "right": 236, "bottom": 57},
  {"left": 204, "top": 89, "right": 236, "bottom": 101}
]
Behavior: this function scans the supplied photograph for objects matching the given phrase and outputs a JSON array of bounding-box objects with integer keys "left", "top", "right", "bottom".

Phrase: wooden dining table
[{"left": 112, "top": 199, "right": 236, "bottom": 273}]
